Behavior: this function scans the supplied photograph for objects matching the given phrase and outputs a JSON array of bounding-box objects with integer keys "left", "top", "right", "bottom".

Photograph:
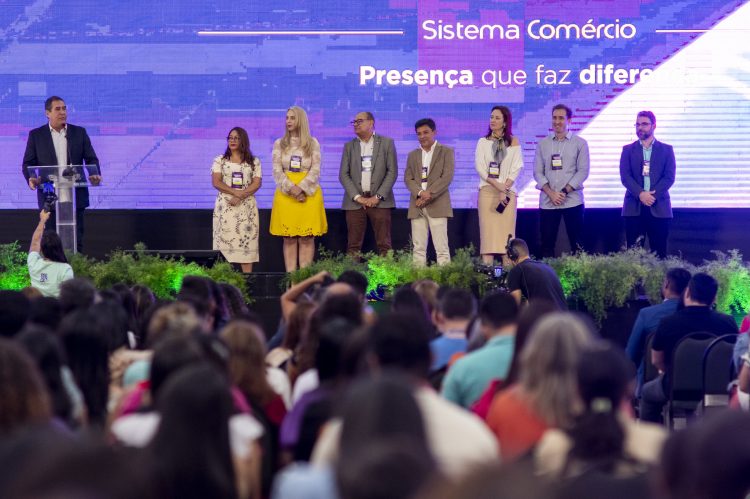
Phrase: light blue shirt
[
  {"left": 430, "top": 333, "right": 468, "bottom": 372},
  {"left": 441, "top": 334, "right": 515, "bottom": 408},
  {"left": 534, "top": 132, "right": 590, "bottom": 210},
  {"left": 27, "top": 251, "right": 74, "bottom": 297},
  {"left": 641, "top": 140, "right": 653, "bottom": 191}
]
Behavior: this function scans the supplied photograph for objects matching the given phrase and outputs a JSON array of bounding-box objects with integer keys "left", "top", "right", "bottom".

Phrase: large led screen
[{"left": 1, "top": 0, "right": 748, "bottom": 209}]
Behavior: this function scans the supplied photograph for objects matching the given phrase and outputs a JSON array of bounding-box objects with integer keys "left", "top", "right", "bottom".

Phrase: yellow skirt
[{"left": 269, "top": 171, "right": 328, "bottom": 237}]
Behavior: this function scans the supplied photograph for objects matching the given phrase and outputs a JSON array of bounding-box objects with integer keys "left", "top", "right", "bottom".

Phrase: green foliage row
[
  {"left": 0, "top": 242, "right": 248, "bottom": 300},
  {"left": 289, "top": 246, "right": 750, "bottom": 325},
  {"left": 286, "top": 246, "right": 492, "bottom": 295}
]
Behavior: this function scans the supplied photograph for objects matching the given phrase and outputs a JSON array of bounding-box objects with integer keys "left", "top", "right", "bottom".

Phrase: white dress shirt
[
  {"left": 359, "top": 134, "right": 375, "bottom": 193},
  {"left": 420, "top": 140, "right": 438, "bottom": 192},
  {"left": 49, "top": 123, "right": 68, "bottom": 166}
]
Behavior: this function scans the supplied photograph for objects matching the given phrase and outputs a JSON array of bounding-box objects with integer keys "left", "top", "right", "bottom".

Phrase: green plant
[
  {"left": 0, "top": 242, "right": 30, "bottom": 290},
  {"left": 701, "top": 250, "right": 750, "bottom": 321}
]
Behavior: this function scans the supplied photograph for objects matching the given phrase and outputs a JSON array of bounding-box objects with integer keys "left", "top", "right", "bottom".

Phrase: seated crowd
[{"left": 1, "top": 264, "right": 750, "bottom": 499}]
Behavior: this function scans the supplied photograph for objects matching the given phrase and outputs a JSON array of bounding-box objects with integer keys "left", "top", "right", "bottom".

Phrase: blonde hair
[
  {"left": 518, "top": 312, "right": 593, "bottom": 428},
  {"left": 280, "top": 105, "right": 314, "bottom": 157},
  {"left": 220, "top": 320, "right": 277, "bottom": 406}
]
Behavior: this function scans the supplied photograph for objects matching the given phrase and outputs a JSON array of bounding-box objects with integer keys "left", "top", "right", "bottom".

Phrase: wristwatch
[{"left": 376, "top": 194, "right": 384, "bottom": 201}]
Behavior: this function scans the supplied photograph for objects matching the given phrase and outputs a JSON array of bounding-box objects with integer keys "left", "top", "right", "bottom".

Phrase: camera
[
  {"left": 41, "top": 183, "right": 58, "bottom": 212},
  {"left": 474, "top": 260, "right": 508, "bottom": 290}
]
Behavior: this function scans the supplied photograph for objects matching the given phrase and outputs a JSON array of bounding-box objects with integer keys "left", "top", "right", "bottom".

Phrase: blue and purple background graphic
[{"left": 1, "top": 0, "right": 748, "bottom": 209}]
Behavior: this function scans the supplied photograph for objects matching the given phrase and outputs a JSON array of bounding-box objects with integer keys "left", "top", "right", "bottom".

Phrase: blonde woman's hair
[
  {"left": 280, "top": 105, "right": 314, "bottom": 157},
  {"left": 518, "top": 312, "right": 594, "bottom": 429}
]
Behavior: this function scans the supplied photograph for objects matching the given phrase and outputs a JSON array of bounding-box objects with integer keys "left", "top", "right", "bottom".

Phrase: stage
[{"left": 2, "top": 208, "right": 748, "bottom": 271}]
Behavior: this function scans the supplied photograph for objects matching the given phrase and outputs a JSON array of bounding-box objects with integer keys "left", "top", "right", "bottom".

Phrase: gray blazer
[{"left": 339, "top": 134, "right": 398, "bottom": 210}]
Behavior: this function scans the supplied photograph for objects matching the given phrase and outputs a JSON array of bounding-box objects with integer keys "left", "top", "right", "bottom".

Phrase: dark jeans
[
  {"left": 625, "top": 208, "right": 670, "bottom": 258},
  {"left": 640, "top": 374, "right": 667, "bottom": 423},
  {"left": 46, "top": 208, "right": 86, "bottom": 253},
  {"left": 345, "top": 207, "right": 392, "bottom": 256},
  {"left": 539, "top": 204, "right": 584, "bottom": 258}
]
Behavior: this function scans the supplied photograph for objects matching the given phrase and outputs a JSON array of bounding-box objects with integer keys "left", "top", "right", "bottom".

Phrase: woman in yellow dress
[{"left": 269, "top": 106, "right": 327, "bottom": 271}]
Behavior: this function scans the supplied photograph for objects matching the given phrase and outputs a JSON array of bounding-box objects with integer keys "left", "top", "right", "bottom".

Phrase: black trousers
[
  {"left": 46, "top": 208, "right": 86, "bottom": 253},
  {"left": 539, "top": 204, "right": 584, "bottom": 258},
  {"left": 625, "top": 208, "right": 670, "bottom": 259}
]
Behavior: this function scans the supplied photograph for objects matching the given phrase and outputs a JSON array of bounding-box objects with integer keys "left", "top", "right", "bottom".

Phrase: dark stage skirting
[{"left": 2, "top": 208, "right": 748, "bottom": 271}]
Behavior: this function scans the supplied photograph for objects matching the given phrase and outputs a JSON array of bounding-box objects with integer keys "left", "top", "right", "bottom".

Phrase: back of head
[
  {"left": 316, "top": 317, "right": 355, "bottom": 382},
  {"left": 687, "top": 272, "right": 718, "bottom": 305},
  {"left": 15, "top": 325, "right": 72, "bottom": 423},
  {"left": 519, "top": 313, "right": 594, "bottom": 427},
  {"left": 392, "top": 286, "right": 431, "bottom": 325},
  {"left": 337, "top": 270, "right": 368, "bottom": 300},
  {"left": 89, "top": 300, "right": 130, "bottom": 353},
  {"left": 566, "top": 342, "right": 635, "bottom": 470},
  {"left": 502, "top": 300, "right": 559, "bottom": 387},
  {"left": 369, "top": 312, "right": 432, "bottom": 380},
  {"left": 150, "top": 363, "right": 236, "bottom": 499},
  {"left": 0, "top": 338, "right": 51, "bottom": 436},
  {"left": 149, "top": 336, "right": 205, "bottom": 401},
  {"left": 479, "top": 291, "right": 518, "bottom": 330},
  {"left": 58, "top": 278, "right": 96, "bottom": 314},
  {"left": 28, "top": 296, "right": 62, "bottom": 330},
  {"left": 219, "top": 282, "right": 248, "bottom": 318},
  {"left": 439, "top": 288, "right": 476, "bottom": 321},
  {"left": 509, "top": 238, "right": 529, "bottom": 261},
  {"left": 665, "top": 267, "right": 691, "bottom": 296},
  {"left": 145, "top": 301, "right": 201, "bottom": 347},
  {"left": 40, "top": 231, "right": 68, "bottom": 263},
  {"left": 58, "top": 309, "right": 110, "bottom": 427},
  {"left": 413, "top": 279, "right": 440, "bottom": 315},
  {"left": 0, "top": 291, "right": 30, "bottom": 338},
  {"left": 220, "top": 320, "right": 274, "bottom": 404}
]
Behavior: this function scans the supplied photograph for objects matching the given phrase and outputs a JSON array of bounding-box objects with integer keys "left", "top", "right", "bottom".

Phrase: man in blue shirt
[
  {"left": 441, "top": 291, "right": 518, "bottom": 408},
  {"left": 430, "top": 288, "right": 476, "bottom": 373},
  {"left": 626, "top": 267, "right": 691, "bottom": 395}
]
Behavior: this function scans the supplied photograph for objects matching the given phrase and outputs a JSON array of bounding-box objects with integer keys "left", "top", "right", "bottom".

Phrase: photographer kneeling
[
  {"left": 28, "top": 209, "right": 74, "bottom": 297},
  {"left": 505, "top": 238, "right": 567, "bottom": 310}
]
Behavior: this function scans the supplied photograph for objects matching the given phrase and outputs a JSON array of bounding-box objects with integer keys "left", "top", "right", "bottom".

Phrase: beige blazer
[{"left": 404, "top": 143, "right": 454, "bottom": 219}]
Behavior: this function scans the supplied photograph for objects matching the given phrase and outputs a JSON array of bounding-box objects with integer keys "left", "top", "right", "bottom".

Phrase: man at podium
[{"left": 22, "top": 96, "right": 102, "bottom": 253}]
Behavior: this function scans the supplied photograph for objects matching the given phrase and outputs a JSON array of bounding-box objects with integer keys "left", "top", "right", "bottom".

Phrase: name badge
[
  {"left": 642, "top": 160, "right": 650, "bottom": 176},
  {"left": 231, "top": 171, "right": 244, "bottom": 189},
  {"left": 488, "top": 162, "right": 500, "bottom": 179},
  {"left": 290, "top": 155, "right": 302, "bottom": 173},
  {"left": 551, "top": 154, "right": 563, "bottom": 170},
  {"left": 421, "top": 166, "right": 429, "bottom": 181},
  {"left": 361, "top": 155, "right": 373, "bottom": 172}
]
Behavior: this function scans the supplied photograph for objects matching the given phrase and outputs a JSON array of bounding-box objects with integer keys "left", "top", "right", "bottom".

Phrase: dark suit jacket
[
  {"left": 339, "top": 134, "right": 398, "bottom": 210},
  {"left": 619, "top": 139, "right": 675, "bottom": 218},
  {"left": 22, "top": 123, "right": 100, "bottom": 209},
  {"left": 404, "top": 143, "right": 454, "bottom": 219}
]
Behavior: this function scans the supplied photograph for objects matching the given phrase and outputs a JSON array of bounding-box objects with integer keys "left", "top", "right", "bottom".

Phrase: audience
[{"left": 1, "top": 264, "right": 747, "bottom": 499}]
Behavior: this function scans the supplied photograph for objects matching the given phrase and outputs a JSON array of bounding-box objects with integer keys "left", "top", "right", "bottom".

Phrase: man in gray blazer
[
  {"left": 339, "top": 111, "right": 398, "bottom": 256},
  {"left": 619, "top": 110, "right": 676, "bottom": 258},
  {"left": 404, "top": 118, "right": 454, "bottom": 266}
]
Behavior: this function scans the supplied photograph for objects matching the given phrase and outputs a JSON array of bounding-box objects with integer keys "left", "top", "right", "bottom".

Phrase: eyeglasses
[
  {"left": 634, "top": 123, "right": 652, "bottom": 128},
  {"left": 227, "top": 136, "right": 240, "bottom": 141},
  {"left": 350, "top": 119, "right": 370, "bottom": 126}
]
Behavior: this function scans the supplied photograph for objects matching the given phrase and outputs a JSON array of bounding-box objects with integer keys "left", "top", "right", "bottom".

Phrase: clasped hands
[
  {"left": 357, "top": 195, "right": 381, "bottom": 209},
  {"left": 416, "top": 190, "right": 433, "bottom": 208},
  {"left": 227, "top": 187, "right": 255, "bottom": 206},
  {"left": 639, "top": 190, "right": 656, "bottom": 207}
]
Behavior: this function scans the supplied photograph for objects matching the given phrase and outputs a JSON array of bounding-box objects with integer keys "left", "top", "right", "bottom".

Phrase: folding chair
[
  {"left": 666, "top": 332, "right": 716, "bottom": 428},
  {"left": 702, "top": 334, "right": 737, "bottom": 413}
]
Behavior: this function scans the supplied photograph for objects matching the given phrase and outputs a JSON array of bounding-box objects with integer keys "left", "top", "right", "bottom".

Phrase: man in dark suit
[
  {"left": 22, "top": 96, "right": 101, "bottom": 253},
  {"left": 404, "top": 118, "right": 454, "bottom": 266},
  {"left": 619, "top": 110, "right": 675, "bottom": 258},
  {"left": 339, "top": 111, "right": 397, "bottom": 256}
]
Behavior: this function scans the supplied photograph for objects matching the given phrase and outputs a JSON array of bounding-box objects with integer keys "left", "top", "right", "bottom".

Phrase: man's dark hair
[
  {"left": 40, "top": 232, "right": 68, "bottom": 263},
  {"left": 369, "top": 312, "right": 431, "bottom": 380},
  {"left": 552, "top": 104, "right": 573, "bottom": 119},
  {"left": 44, "top": 96, "right": 64, "bottom": 112},
  {"left": 58, "top": 278, "right": 97, "bottom": 314},
  {"left": 687, "top": 273, "right": 718, "bottom": 305},
  {"left": 665, "top": 268, "right": 691, "bottom": 296},
  {"left": 637, "top": 110, "right": 656, "bottom": 126},
  {"left": 510, "top": 238, "right": 530, "bottom": 258},
  {"left": 337, "top": 270, "right": 368, "bottom": 298},
  {"left": 414, "top": 118, "right": 436, "bottom": 131},
  {"left": 362, "top": 111, "right": 375, "bottom": 123},
  {"left": 479, "top": 291, "right": 519, "bottom": 330},
  {"left": 439, "top": 288, "right": 476, "bottom": 320}
]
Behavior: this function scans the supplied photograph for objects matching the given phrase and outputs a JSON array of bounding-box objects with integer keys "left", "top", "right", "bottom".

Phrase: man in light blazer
[
  {"left": 404, "top": 118, "right": 454, "bottom": 265},
  {"left": 22, "top": 96, "right": 102, "bottom": 253},
  {"left": 619, "top": 110, "right": 676, "bottom": 258},
  {"left": 339, "top": 111, "right": 398, "bottom": 256}
]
